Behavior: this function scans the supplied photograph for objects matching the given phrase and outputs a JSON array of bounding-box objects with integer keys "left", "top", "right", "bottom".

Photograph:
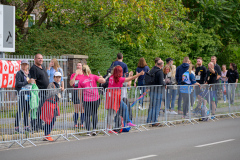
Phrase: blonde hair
[
  {"left": 82, "top": 65, "right": 91, "bottom": 76},
  {"left": 52, "top": 58, "right": 64, "bottom": 76},
  {"left": 171, "top": 65, "right": 176, "bottom": 77},
  {"left": 163, "top": 65, "right": 171, "bottom": 74}
]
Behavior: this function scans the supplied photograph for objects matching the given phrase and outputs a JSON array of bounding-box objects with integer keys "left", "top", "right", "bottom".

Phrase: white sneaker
[
  {"left": 170, "top": 111, "right": 178, "bottom": 115},
  {"left": 86, "top": 132, "right": 91, "bottom": 136},
  {"left": 165, "top": 111, "right": 171, "bottom": 114},
  {"left": 138, "top": 105, "right": 143, "bottom": 110},
  {"left": 92, "top": 131, "right": 97, "bottom": 136},
  {"left": 191, "top": 107, "right": 193, "bottom": 110},
  {"left": 224, "top": 101, "right": 226, "bottom": 103}
]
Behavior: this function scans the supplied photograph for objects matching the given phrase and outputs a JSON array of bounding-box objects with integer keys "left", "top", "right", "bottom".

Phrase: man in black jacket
[{"left": 147, "top": 59, "right": 165, "bottom": 125}]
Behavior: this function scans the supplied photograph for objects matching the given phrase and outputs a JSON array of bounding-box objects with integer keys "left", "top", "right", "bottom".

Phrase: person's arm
[
  {"left": 159, "top": 71, "right": 165, "bottom": 86},
  {"left": 97, "top": 77, "right": 106, "bottom": 84},
  {"left": 124, "top": 70, "right": 144, "bottom": 82},
  {"left": 70, "top": 74, "right": 77, "bottom": 87},
  {"left": 134, "top": 71, "right": 139, "bottom": 87},
  {"left": 203, "top": 67, "right": 207, "bottom": 83},
  {"left": 216, "top": 66, "right": 221, "bottom": 80}
]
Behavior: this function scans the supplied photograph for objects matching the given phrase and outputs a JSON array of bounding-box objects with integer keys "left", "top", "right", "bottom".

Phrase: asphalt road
[{"left": 1, "top": 118, "right": 240, "bottom": 160}]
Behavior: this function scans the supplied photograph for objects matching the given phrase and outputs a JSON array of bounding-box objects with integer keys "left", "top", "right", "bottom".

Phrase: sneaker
[
  {"left": 44, "top": 135, "right": 54, "bottom": 142},
  {"left": 224, "top": 101, "right": 226, "bottom": 103},
  {"left": 108, "top": 130, "right": 117, "bottom": 134},
  {"left": 86, "top": 132, "right": 91, "bottom": 136},
  {"left": 178, "top": 110, "right": 183, "bottom": 115},
  {"left": 138, "top": 105, "right": 143, "bottom": 110},
  {"left": 165, "top": 110, "right": 171, "bottom": 114},
  {"left": 191, "top": 107, "right": 193, "bottom": 110},
  {"left": 127, "top": 122, "right": 136, "bottom": 127},
  {"left": 15, "top": 127, "right": 19, "bottom": 133},
  {"left": 211, "top": 116, "right": 215, "bottom": 120},
  {"left": 92, "top": 131, "right": 97, "bottom": 136},
  {"left": 170, "top": 111, "right": 178, "bottom": 115}
]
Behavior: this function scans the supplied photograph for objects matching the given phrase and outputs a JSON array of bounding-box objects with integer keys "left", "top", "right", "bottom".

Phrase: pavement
[{"left": 1, "top": 117, "right": 240, "bottom": 160}]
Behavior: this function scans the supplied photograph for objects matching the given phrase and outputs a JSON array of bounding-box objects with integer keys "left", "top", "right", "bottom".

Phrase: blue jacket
[{"left": 176, "top": 63, "right": 189, "bottom": 85}]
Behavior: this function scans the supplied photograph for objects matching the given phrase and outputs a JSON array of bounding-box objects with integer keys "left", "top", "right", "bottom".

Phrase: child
[{"left": 41, "top": 72, "right": 62, "bottom": 142}]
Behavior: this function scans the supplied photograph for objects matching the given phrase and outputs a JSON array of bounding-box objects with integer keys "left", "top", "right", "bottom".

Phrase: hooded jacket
[{"left": 175, "top": 63, "right": 189, "bottom": 85}]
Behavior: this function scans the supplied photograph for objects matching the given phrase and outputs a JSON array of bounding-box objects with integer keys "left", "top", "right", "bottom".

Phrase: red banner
[{"left": 0, "top": 60, "right": 21, "bottom": 88}]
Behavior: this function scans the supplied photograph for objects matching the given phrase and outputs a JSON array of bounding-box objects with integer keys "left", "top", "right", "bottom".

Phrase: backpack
[
  {"left": 30, "top": 84, "right": 39, "bottom": 120},
  {"left": 144, "top": 69, "right": 160, "bottom": 85},
  {"left": 106, "top": 62, "right": 115, "bottom": 76}
]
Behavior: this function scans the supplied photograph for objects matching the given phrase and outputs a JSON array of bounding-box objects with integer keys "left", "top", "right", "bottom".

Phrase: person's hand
[
  {"left": 134, "top": 82, "right": 137, "bottom": 87},
  {"left": 140, "top": 70, "right": 145, "bottom": 75},
  {"left": 235, "top": 83, "right": 238, "bottom": 88},
  {"left": 60, "top": 87, "right": 64, "bottom": 92},
  {"left": 129, "top": 71, "right": 133, "bottom": 77},
  {"left": 75, "top": 69, "right": 82, "bottom": 75}
]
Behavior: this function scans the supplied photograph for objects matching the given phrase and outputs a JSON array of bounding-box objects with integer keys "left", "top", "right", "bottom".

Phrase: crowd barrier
[{"left": 0, "top": 83, "right": 239, "bottom": 148}]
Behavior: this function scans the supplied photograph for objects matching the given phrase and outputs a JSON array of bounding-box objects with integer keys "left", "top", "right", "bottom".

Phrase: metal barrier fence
[{"left": 0, "top": 84, "right": 239, "bottom": 148}]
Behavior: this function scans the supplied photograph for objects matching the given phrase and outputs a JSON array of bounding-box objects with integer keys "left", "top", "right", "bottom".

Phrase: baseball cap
[
  {"left": 21, "top": 59, "right": 29, "bottom": 65},
  {"left": 166, "top": 58, "right": 174, "bottom": 63},
  {"left": 54, "top": 72, "right": 62, "bottom": 77}
]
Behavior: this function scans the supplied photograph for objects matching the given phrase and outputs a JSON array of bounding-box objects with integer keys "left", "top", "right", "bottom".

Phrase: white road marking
[
  {"left": 128, "top": 155, "right": 157, "bottom": 160},
  {"left": 195, "top": 139, "right": 235, "bottom": 148}
]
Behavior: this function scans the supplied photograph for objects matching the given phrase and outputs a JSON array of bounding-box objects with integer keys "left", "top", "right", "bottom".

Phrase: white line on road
[
  {"left": 195, "top": 139, "right": 235, "bottom": 148},
  {"left": 128, "top": 155, "right": 157, "bottom": 160}
]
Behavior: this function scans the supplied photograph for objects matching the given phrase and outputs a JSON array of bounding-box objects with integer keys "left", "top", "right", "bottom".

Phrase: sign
[
  {"left": 0, "top": 60, "right": 21, "bottom": 88},
  {"left": 0, "top": 5, "right": 15, "bottom": 52}
]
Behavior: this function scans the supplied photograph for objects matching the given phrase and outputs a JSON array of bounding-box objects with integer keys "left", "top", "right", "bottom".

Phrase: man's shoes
[
  {"left": 15, "top": 127, "right": 19, "bottom": 133},
  {"left": 152, "top": 123, "right": 160, "bottom": 127},
  {"left": 92, "top": 131, "right": 97, "bottom": 136},
  {"left": 170, "top": 111, "right": 178, "bottom": 115}
]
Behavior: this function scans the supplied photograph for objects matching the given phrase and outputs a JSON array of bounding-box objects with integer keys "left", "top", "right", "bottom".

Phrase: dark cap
[{"left": 166, "top": 58, "right": 174, "bottom": 63}]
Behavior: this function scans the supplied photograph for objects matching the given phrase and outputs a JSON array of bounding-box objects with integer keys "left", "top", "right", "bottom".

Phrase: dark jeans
[
  {"left": 15, "top": 96, "right": 31, "bottom": 127},
  {"left": 32, "top": 91, "right": 47, "bottom": 131},
  {"left": 147, "top": 90, "right": 162, "bottom": 123},
  {"left": 182, "top": 93, "right": 190, "bottom": 116},
  {"left": 178, "top": 91, "right": 183, "bottom": 111},
  {"left": 83, "top": 99, "right": 100, "bottom": 131}
]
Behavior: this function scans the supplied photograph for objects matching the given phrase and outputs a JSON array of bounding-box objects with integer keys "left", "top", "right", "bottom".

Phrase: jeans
[
  {"left": 229, "top": 84, "right": 236, "bottom": 104},
  {"left": 138, "top": 81, "right": 146, "bottom": 106},
  {"left": 15, "top": 96, "right": 31, "bottom": 127},
  {"left": 147, "top": 91, "right": 162, "bottom": 123},
  {"left": 116, "top": 100, "right": 131, "bottom": 123},
  {"left": 178, "top": 90, "right": 183, "bottom": 111},
  {"left": 182, "top": 93, "right": 190, "bottom": 116},
  {"left": 166, "top": 89, "right": 177, "bottom": 110},
  {"left": 222, "top": 81, "right": 228, "bottom": 102}
]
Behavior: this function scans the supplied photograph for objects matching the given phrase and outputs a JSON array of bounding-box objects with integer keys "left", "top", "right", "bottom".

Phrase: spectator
[
  {"left": 166, "top": 57, "right": 174, "bottom": 68},
  {"left": 162, "top": 65, "right": 171, "bottom": 112},
  {"left": 106, "top": 66, "right": 144, "bottom": 133},
  {"left": 47, "top": 58, "right": 64, "bottom": 91},
  {"left": 165, "top": 64, "right": 178, "bottom": 115},
  {"left": 176, "top": 57, "right": 190, "bottom": 115},
  {"left": 180, "top": 63, "right": 200, "bottom": 118},
  {"left": 221, "top": 65, "right": 228, "bottom": 103},
  {"left": 69, "top": 62, "right": 85, "bottom": 128},
  {"left": 30, "top": 54, "right": 49, "bottom": 131},
  {"left": 206, "top": 62, "right": 218, "bottom": 116},
  {"left": 211, "top": 56, "right": 221, "bottom": 107},
  {"left": 134, "top": 57, "right": 150, "bottom": 110},
  {"left": 194, "top": 57, "right": 207, "bottom": 111},
  {"left": 41, "top": 72, "right": 62, "bottom": 142},
  {"left": 112, "top": 53, "right": 128, "bottom": 77},
  {"left": 14, "top": 60, "right": 35, "bottom": 132},
  {"left": 78, "top": 65, "right": 106, "bottom": 136},
  {"left": 146, "top": 59, "right": 165, "bottom": 126},
  {"left": 227, "top": 63, "right": 239, "bottom": 104}
]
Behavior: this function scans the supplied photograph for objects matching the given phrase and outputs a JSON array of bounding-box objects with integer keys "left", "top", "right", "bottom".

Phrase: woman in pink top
[
  {"left": 221, "top": 64, "right": 228, "bottom": 103},
  {"left": 78, "top": 65, "right": 105, "bottom": 136},
  {"left": 69, "top": 62, "right": 84, "bottom": 128},
  {"left": 106, "top": 66, "right": 144, "bottom": 133}
]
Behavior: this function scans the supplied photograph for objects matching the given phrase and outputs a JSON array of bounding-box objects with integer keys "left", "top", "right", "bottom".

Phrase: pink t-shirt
[
  {"left": 108, "top": 76, "right": 126, "bottom": 88},
  {"left": 78, "top": 74, "right": 100, "bottom": 101},
  {"left": 70, "top": 73, "right": 83, "bottom": 88}
]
